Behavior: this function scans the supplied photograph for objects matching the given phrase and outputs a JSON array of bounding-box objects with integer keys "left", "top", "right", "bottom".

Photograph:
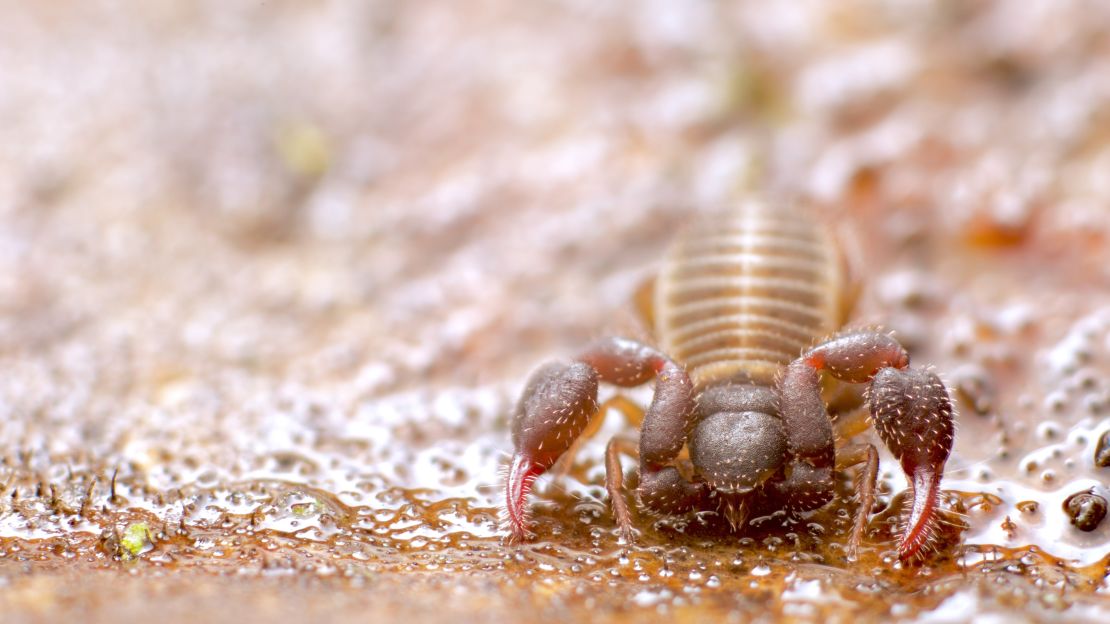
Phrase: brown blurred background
[{"left": 2, "top": 1, "right": 1110, "bottom": 622}]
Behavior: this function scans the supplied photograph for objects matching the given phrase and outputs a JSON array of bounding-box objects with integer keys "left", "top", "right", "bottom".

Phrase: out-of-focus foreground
[{"left": 2, "top": 1, "right": 1110, "bottom": 622}]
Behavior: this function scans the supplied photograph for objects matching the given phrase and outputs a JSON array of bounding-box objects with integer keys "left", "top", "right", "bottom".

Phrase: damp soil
[{"left": 2, "top": 1, "right": 1110, "bottom": 622}]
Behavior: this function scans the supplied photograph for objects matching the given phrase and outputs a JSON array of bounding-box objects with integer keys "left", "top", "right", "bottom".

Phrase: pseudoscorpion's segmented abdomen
[{"left": 654, "top": 203, "right": 846, "bottom": 388}]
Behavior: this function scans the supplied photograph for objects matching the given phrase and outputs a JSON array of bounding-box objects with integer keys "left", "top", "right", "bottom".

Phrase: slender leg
[
  {"left": 606, "top": 394, "right": 646, "bottom": 428},
  {"left": 837, "top": 443, "right": 879, "bottom": 560},
  {"left": 826, "top": 379, "right": 867, "bottom": 415},
  {"left": 504, "top": 337, "right": 698, "bottom": 541},
  {"left": 832, "top": 405, "right": 871, "bottom": 440},
  {"left": 604, "top": 436, "right": 639, "bottom": 541}
]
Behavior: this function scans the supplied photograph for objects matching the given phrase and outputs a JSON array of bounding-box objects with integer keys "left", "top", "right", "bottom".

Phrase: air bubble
[{"left": 1037, "top": 422, "right": 1061, "bottom": 440}]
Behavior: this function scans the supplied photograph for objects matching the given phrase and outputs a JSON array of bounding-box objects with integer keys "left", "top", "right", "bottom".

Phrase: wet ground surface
[{"left": 2, "top": 1, "right": 1110, "bottom": 622}]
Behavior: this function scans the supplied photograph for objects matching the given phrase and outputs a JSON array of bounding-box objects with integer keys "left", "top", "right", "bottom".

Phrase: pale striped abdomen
[{"left": 654, "top": 202, "right": 846, "bottom": 389}]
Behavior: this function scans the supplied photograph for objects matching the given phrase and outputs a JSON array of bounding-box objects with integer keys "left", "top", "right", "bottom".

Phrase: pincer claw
[{"left": 869, "top": 367, "right": 955, "bottom": 560}]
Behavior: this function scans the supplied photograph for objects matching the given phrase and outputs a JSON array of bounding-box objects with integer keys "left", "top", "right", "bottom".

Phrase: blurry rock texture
[{"left": 2, "top": 1, "right": 1110, "bottom": 622}]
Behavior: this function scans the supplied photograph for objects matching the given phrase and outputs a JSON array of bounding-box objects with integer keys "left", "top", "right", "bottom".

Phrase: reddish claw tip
[
  {"left": 503, "top": 453, "right": 542, "bottom": 541},
  {"left": 898, "top": 467, "right": 942, "bottom": 561}
]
